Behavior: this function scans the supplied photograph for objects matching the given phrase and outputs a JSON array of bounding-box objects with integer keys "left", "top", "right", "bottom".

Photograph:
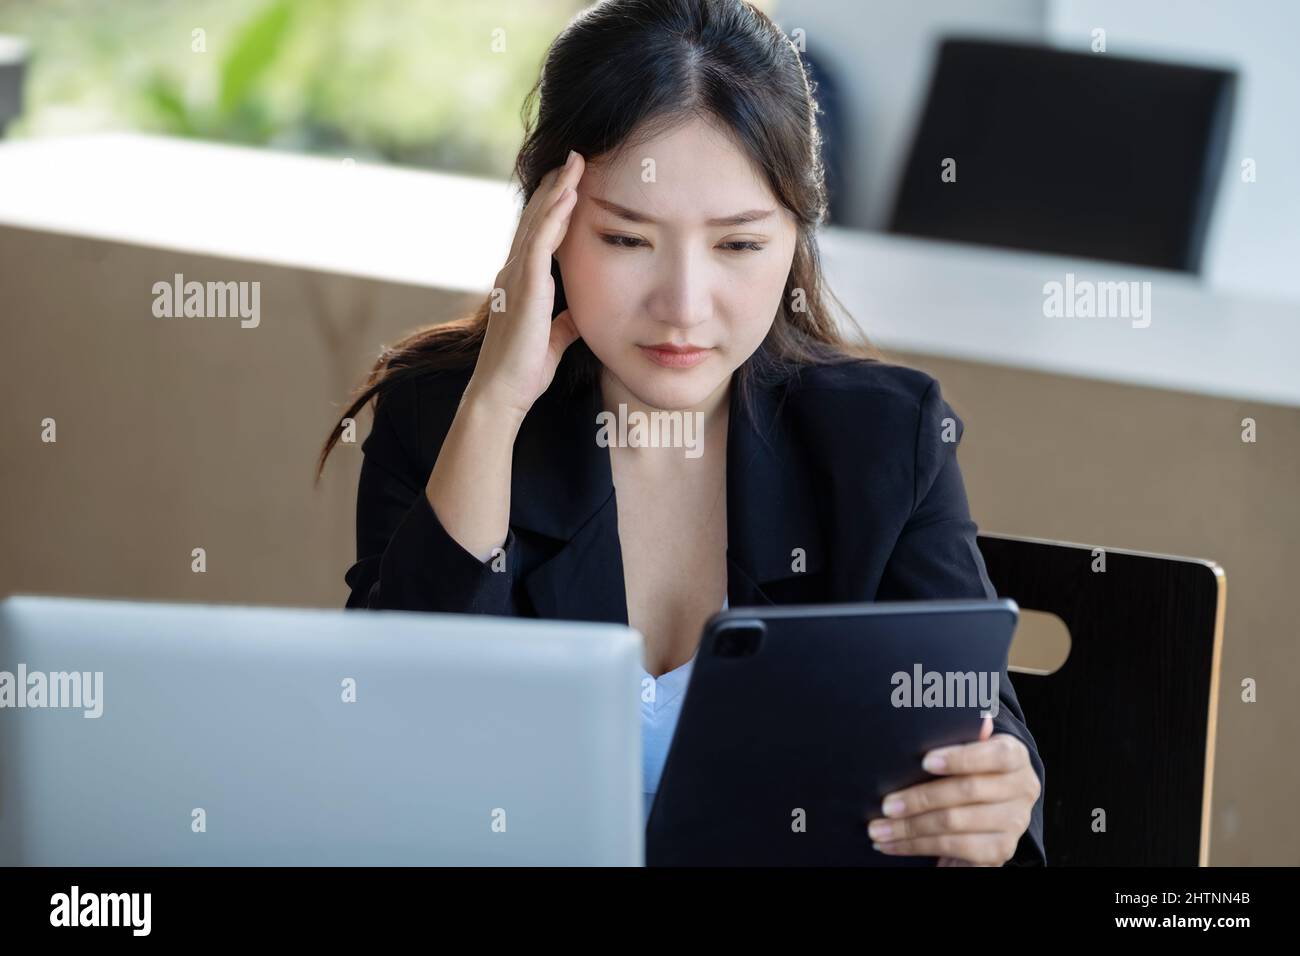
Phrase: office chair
[
  {"left": 889, "top": 38, "right": 1237, "bottom": 272},
  {"left": 977, "top": 533, "right": 1226, "bottom": 865}
]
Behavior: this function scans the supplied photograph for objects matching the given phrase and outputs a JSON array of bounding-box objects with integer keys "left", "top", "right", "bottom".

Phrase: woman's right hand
[{"left": 466, "top": 149, "right": 586, "bottom": 420}]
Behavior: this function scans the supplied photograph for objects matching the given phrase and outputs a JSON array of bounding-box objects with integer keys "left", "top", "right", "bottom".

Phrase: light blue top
[{"left": 640, "top": 595, "right": 728, "bottom": 826}]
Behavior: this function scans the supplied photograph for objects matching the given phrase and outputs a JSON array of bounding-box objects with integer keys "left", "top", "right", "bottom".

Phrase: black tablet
[{"left": 644, "top": 599, "right": 1019, "bottom": 866}]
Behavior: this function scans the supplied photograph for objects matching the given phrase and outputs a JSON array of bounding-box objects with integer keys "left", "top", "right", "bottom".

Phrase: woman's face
[{"left": 554, "top": 116, "right": 799, "bottom": 414}]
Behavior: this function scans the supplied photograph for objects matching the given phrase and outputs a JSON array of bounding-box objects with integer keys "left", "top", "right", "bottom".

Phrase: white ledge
[
  {"left": 819, "top": 227, "right": 1300, "bottom": 408},
  {"left": 0, "top": 131, "right": 520, "bottom": 292}
]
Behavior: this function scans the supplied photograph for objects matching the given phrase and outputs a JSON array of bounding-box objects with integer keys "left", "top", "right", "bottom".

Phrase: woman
[{"left": 318, "top": 0, "right": 1044, "bottom": 866}]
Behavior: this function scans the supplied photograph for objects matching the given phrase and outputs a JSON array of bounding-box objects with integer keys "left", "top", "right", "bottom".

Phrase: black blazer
[{"left": 345, "top": 352, "right": 1047, "bottom": 866}]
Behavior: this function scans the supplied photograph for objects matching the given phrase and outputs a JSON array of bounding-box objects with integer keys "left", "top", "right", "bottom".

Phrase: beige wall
[
  {"left": 0, "top": 225, "right": 475, "bottom": 609},
  {"left": 1, "top": 224, "right": 1294, "bottom": 863}
]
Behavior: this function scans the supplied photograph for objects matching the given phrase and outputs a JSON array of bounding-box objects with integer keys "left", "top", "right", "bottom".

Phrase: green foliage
[
  {"left": 0, "top": 0, "right": 577, "bottom": 176},
  {"left": 217, "top": 0, "right": 293, "bottom": 115}
]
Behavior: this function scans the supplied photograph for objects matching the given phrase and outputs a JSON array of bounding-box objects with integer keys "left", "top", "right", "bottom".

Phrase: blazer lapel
[
  {"left": 509, "top": 364, "right": 628, "bottom": 624},
  {"left": 724, "top": 369, "right": 826, "bottom": 607},
  {"left": 509, "top": 354, "right": 826, "bottom": 624}
]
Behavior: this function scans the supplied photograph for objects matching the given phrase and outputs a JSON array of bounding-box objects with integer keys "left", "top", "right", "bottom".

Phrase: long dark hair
[{"left": 316, "top": 0, "right": 880, "bottom": 481}]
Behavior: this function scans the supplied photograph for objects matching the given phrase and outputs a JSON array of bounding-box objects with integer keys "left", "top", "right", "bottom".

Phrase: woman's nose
[{"left": 652, "top": 254, "right": 713, "bottom": 330}]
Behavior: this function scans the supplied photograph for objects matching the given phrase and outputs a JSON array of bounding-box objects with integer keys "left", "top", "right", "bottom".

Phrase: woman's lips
[{"left": 638, "top": 345, "right": 712, "bottom": 368}]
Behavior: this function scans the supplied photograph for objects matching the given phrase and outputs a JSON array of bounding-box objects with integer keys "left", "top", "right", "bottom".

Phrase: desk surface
[{"left": 2, "top": 132, "right": 1296, "bottom": 407}]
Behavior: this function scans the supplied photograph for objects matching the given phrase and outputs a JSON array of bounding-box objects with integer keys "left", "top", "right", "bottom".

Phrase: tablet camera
[{"left": 710, "top": 620, "right": 765, "bottom": 659}]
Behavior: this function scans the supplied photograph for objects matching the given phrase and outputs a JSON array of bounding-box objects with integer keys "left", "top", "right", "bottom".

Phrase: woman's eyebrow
[{"left": 588, "top": 195, "right": 775, "bottom": 226}]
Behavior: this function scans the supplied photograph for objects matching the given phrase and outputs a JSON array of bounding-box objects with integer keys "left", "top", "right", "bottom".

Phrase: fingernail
[
  {"left": 923, "top": 753, "right": 947, "bottom": 772},
  {"left": 565, "top": 149, "right": 577, "bottom": 169},
  {"left": 883, "top": 798, "right": 905, "bottom": 816},
  {"left": 868, "top": 821, "right": 892, "bottom": 840}
]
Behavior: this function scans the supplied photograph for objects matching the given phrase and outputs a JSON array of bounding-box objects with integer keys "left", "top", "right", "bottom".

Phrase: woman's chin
[{"left": 613, "top": 368, "right": 727, "bottom": 413}]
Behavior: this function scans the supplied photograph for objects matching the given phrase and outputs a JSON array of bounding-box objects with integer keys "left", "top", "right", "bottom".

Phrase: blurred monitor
[
  {"left": 0, "top": 595, "right": 644, "bottom": 866},
  {"left": 888, "top": 38, "right": 1237, "bottom": 272}
]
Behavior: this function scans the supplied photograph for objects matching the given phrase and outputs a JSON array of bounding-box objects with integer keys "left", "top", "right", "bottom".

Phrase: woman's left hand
[{"left": 866, "top": 716, "right": 1040, "bottom": 866}]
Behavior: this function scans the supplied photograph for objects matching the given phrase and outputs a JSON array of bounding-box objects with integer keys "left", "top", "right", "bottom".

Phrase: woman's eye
[
  {"left": 600, "top": 234, "right": 646, "bottom": 249},
  {"left": 599, "top": 234, "right": 765, "bottom": 253}
]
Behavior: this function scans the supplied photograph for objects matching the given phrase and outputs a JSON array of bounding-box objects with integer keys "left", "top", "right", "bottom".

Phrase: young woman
[{"left": 318, "top": 0, "right": 1044, "bottom": 866}]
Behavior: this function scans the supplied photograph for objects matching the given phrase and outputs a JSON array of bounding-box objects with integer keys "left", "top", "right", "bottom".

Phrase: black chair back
[{"left": 977, "top": 533, "right": 1225, "bottom": 865}]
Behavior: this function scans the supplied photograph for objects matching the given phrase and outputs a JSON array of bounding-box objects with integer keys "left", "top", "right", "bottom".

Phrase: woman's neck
[{"left": 598, "top": 366, "right": 731, "bottom": 466}]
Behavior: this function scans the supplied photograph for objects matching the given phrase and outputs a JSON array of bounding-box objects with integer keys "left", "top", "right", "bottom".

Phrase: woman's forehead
[{"left": 582, "top": 131, "right": 780, "bottom": 224}]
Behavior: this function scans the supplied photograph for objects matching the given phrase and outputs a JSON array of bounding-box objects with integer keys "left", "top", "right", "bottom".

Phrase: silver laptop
[{"left": 0, "top": 595, "right": 644, "bottom": 866}]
